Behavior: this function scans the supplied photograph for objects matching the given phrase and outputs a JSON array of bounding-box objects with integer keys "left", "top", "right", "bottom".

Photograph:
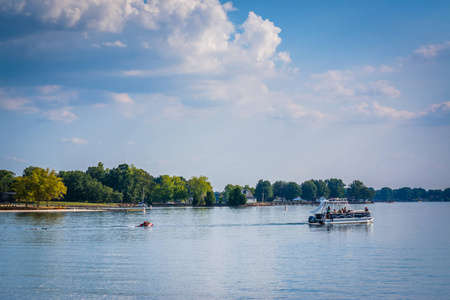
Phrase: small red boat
[{"left": 137, "top": 221, "right": 153, "bottom": 227}]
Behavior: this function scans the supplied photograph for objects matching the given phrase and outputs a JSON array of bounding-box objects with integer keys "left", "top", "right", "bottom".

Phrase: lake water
[{"left": 1, "top": 203, "right": 449, "bottom": 299}]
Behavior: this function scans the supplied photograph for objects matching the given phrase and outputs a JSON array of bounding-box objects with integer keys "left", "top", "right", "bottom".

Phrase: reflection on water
[{"left": 1, "top": 203, "right": 449, "bottom": 299}]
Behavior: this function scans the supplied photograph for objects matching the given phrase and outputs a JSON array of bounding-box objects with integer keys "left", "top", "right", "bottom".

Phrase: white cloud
[
  {"left": 413, "top": 41, "right": 450, "bottom": 58},
  {"left": 43, "top": 108, "right": 78, "bottom": 123},
  {"left": 102, "top": 40, "right": 127, "bottom": 48},
  {"left": 4, "top": 155, "right": 29, "bottom": 163},
  {"left": 379, "top": 64, "right": 399, "bottom": 73},
  {"left": 112, "top": 93, "right": 135, "bottom": 104},
  {"left": 342, "top": 102, "right": 371, "bottom": 116},
  {"left": 62, "top": 137, "right": 88, "bottom": 145},
  {"left": 235, "top": 11, "right": 281, "bottom": 62},
  {"left": 370, "top": 80, "right": 401, "bottom": 98},
  {"left": 372, "top": 102, "right": 416, "bottom": 120},
  {"left": 310, "top": 69, "right": 355, "bottom": 98},
  {"left": 0, "top": 96, "right": 39, "bottom": 113},
  {"left": 222, "top": 2, "right": 237, "bottom": 12}
]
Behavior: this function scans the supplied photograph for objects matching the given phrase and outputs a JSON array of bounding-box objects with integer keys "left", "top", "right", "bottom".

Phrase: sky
[{"left": 0, "top": 0, "right": 449, "bottom": 191}]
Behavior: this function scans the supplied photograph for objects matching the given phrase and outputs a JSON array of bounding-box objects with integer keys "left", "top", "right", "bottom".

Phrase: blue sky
[{"left": 1, "top": 0, "right": 449, "bottom": 191}]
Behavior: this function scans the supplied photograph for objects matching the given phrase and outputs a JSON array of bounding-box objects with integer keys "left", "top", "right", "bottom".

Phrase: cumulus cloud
[
  {"left": 414, "top": 41, "right": 450, "bottom": 58},
  {"left": 310, "top": 69, "right": 355, "bottom": 98},
  {"left": 234, "top": 11, "right": 281, "bottom": 62},
  {"left": 372, "top": 102, "right": 416, "bottom": 120},
  {"left": 62, "top": 137, "right": 88, "bottom": 145},
  {"left": 112, "top": 93, "right": 135, "bottom": 104},
  {"left": 101, "top": 40, "right": 127, "bottom": 48},
  {"left": 342, "top": 101, "right": 450, "bottom": 125},
  {"left": 370, "top": 80, "right": 401, "bottom": 98},
  {"left": 4, "top": 155, "right": 29, "bottom": 163},
  {"left": 43, "top": 108, "right": 78, "bottom": 123}
]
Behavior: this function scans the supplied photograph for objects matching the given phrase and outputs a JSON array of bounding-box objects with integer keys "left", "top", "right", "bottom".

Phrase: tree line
[
  {"left": 1, "top": 165, "right": 449, "bottom": 206},
  {"left": 1, "top": 163, "right": 216, "bottom": 206}
]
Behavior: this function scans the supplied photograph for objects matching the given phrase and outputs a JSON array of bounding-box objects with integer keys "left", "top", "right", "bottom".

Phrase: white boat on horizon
[{"left": 308, "top": 198, "right": 373, "bottom": 225}]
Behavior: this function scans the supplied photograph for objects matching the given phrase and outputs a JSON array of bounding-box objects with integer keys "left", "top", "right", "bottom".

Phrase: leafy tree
[
  {"left": 86, "top": 162, "right": 107, "bottom": 183},
  {"left": 104, "top": 164, "right": 154, "bottom": 203},
  {"left": 347, "top": 180, "right": 364, "bottom": 200},
  {"left": 228, "top": 187, "right": 246, "bottom": 206},
  {"left": 0, "top": 170, "right": 15, "bottom": 193},
  {"left": 428, "top": 189, "right": 443, "bottom": 201},
  {"left": 301, "top": 180, "right": 317, "bottom": 201},
  {"left": 12, "top": 167, "right": 67, "bottom": 207},
  {"left": 326, "top": 178, "right": 345, "bottom": 198},
  {"left": 396, "top": 187, "right": 413, "bottom": 201},
  {"left": 285, "top": 181, "right": 301, "bottom": 201},
  {"left": 412, "top": 188, "right": 427, "bottom": 199},
  {"left": 187, "top": 176, "right": 212, "bottom": 205},
  {"left": 361, "top": 187, "right": 375, "bottom": 200},
  {"left": 150, "top": 175, "right": 174, "bottom": 203},
  {"left": 272, "top": 181, "right": 288, "bottom": 200},
  {"left": 60, "top": 170, "right": 122, "bottom": 203},
  {"left": 205, "top": 190, "right": 215, "bottom": 206},
  {"left": 172, "top": 176, "right": 188, "bottom": 202},
  {"left": 22, "top": 166, "right": 37, "bottom": 177},
  {"left": 313, "top": 180, "right": 330, "bottom": 198},
  {"left": 377, "top": 187, "right": 393, "bottom": 201},
  {"left": 443, "top": 188, "right": 450, "bottom": 201},
  {"left": 223, "top": 184, "right": 242, "bottom": 202},
  {"left": 254, "top": 179, "right": 273, "bottom": 202},
  {"left": 192, "top": 193, "right": 199, "bottom": 206}
]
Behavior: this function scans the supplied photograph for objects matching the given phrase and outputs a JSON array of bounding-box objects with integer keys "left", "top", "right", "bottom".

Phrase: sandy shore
[{"left": 0, "top": 208, "right": 105, "bottom": 212}]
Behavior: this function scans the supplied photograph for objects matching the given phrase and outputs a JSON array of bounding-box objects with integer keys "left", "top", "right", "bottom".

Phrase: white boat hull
[{"left": 324, "top": 217, "right": 373, "bottom": 225}]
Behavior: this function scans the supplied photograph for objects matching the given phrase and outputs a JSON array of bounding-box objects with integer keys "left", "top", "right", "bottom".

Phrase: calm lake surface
[{"left": 1, "top": 202, "right": 449, "bottom": 299}]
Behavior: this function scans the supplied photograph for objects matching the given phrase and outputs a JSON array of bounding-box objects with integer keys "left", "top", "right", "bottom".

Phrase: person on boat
[
  {"left": 343, "top": 207, "right": 347, "bottom": 213},
  {"left": 137, "top": 221, "right": 153, "bottom": 227},
  {"left": 365, "top": 207, "right": 369, "bottom": 212},
  {"left": 326, "top": 206, "right": 331, "bottom": 219}
]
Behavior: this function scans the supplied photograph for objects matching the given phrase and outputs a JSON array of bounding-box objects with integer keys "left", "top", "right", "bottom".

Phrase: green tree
[
  {"left": 205, "top": 190, "right": 215, "bottom": 206},
  {"left": 60, "top": 170, "right": 122, "bottom": 203},
  {"left": 377, "top": 187, "right": 393, "bottom": 201},
  {"left": 394, "top": 187, "right": 413, "bottom": 201},
  {"left": 313, "top": 180, "right": 330, "bottom": 198},
  {"left": 104, "top": 164, "right": 154, "bottom": 203},
  {"left": 326, "top": 178, "right": 345, "bottom": 198},
  {"left": 285, "top": 181, "right": 301, "bottom": 201},
  {"left": 12, "top": 167, "right": 67, "bottom": 207},
  {"left": 228, "top": 187, "right": 246, "bottom": 206},
  {"left": 254, "top": 179, "right": 273, "bottom": 202},
  {"left": 223, "top": 184, "right": 242, "bottom": 202},
  {"left": 412, "top": 188, "right": 427, "bottom": 200},
  {"left": 272, "top": 181, "right": 288, "bottom": 200},
  {"left": 172, "top": 176, "right": 188, "bottom": 202},
  {"left": 0, "top": 170, "right": 15, "bottom": 193},
  {"left": 301, "top": 180, "right": 317, "bottom": 201},
  {"left": 443, "top": 188, "right": 450, "bottom": 201},
  {"left": 347, "top": 180, "right": 364, "bottom": 200},
  {"left": 187, "top": 176, "right": 213, "bottom": 206},
  {"left": 150, "top": 175, "right": 174, "bottom": 203},
  {"left": 86, "top": 162, "right": 107, "bottom": 183},
  {"left": 192, "top": 193, "right": 199, "bottom": 206},
  {"left": 428, "top": 189, "right": 443, "bottom": 201}
]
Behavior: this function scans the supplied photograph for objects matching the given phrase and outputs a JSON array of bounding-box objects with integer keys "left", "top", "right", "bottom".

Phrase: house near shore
[{"left": 243, "top": 189, "right": 257, "bottom": 204}]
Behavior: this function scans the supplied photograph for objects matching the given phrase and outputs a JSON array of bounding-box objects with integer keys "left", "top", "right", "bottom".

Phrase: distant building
[{"left": 242, "top": 189, "right": 257, "bottom": 203}]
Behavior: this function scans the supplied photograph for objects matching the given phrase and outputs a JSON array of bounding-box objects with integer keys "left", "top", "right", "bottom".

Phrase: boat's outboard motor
[{"left": 308, "top": 216, "right": 316, "bottom": 224}]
